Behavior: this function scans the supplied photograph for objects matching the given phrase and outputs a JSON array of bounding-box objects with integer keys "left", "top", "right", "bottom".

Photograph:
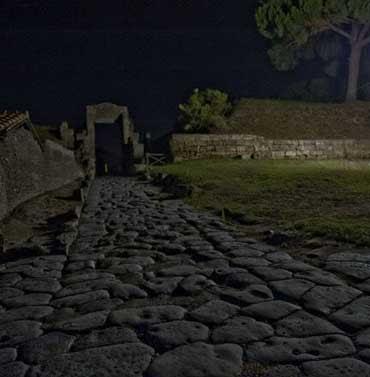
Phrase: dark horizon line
[{"left": 0, "top": 27, "right": 255, "bottom": 33}]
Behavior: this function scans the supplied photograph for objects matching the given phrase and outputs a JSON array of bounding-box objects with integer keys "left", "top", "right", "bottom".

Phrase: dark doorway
[{"left": 95, "top": 121, "right": 125, "bottom": 176}]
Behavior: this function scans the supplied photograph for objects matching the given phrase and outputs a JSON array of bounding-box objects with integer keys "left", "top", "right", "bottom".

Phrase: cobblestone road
[{"left": 1, "top": 177, "right": 370, "bottom": 376}]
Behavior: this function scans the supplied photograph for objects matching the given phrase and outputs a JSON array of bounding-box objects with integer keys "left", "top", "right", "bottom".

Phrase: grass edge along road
[{"left": 153, "top": 159, "right": 370, "bottom": 246}]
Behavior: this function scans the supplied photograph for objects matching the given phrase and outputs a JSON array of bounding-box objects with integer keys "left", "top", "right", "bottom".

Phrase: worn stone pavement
[{"left": 1, "top": 177, "right": 370, "bottom": 377}]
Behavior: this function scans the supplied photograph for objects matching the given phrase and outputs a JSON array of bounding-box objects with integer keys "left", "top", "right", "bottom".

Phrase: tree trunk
[{"left": 345, "top": 42, "right": 362, "bottom": 102}]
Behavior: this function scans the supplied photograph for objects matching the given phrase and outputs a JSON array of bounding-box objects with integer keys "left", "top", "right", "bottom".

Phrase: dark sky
[{"left": 0, "top": 0, "right": 286, "bottom": 136}]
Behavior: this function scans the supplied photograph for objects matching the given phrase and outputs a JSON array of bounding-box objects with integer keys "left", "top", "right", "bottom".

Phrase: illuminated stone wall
[{"left": 170, "top": 134, "right": 370, "bottom": 161}]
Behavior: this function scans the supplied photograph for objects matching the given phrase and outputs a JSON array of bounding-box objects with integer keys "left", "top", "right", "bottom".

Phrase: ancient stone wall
[
  {"left": 86, "top": 103, "right": 133, "bottom": 178},
  {"left": 0, "top": 127, "right": 84, "bottom": 220},
  {"left": 170, "top": 134, "right": 370, "bottom": 161},
  {"left": 59, "top": 121, "right": 75, "bottom": 149}
]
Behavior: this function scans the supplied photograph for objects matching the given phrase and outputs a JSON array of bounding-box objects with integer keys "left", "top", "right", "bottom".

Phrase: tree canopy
[
  {"left": 256, "top": 0, "right": 370, "bottom": 101},
  {"left": 178, "top": 89, "right": 232, "bottom": 133}
]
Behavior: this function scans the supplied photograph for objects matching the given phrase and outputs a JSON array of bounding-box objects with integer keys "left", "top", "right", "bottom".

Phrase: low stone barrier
[
  {"left": 0, "top": 127, "right": 84, "bottom": 220},
  {"left": 170, "top": 134, "right": 370, "bottom": 161}
]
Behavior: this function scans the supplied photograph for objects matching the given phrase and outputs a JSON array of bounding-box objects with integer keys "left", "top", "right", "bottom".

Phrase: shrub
[{"left": 178, "top": 88, "right": 232, "bottom": 133}]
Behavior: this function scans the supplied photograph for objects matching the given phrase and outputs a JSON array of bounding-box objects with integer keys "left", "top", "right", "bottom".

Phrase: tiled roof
[{"left": 0, "top": 111, "right": 29, "bottom": 134}]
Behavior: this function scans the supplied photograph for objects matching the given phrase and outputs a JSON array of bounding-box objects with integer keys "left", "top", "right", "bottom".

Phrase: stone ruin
[
  {"left": 0, "top": 110, "right": 84, "bottom": 220},
  {"left": 76, "top": 102, "right": 144, "bottom": 178}
]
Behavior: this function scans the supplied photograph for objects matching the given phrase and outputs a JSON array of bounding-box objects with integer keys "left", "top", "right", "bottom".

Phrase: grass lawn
[
  {"left": 224, "top": 99, "right": 370, "bottom": 139},
  {"left": 153, "top": 159, "right": 370, "bottom": 246}
]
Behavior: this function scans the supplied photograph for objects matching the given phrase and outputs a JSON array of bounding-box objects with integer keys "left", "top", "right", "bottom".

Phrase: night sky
[{"left": 0, "top": 0, "right": 289, "bottom": 137}]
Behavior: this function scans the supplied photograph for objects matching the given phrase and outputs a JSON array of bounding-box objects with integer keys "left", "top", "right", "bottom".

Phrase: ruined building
[{"left": 76, "top": 102, "right": 144, "bottom": 178}]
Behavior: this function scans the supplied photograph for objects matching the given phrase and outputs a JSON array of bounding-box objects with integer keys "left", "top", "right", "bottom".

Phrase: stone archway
[{"left": 86, "top": 103, "right": 134, "bottom": 178}]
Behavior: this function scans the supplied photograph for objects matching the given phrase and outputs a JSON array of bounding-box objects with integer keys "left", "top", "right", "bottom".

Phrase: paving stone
[
  {"left": 55, "top": 278, "right": 117, "bottom": 297},
  {"left": 187, "top": 244, "right": 215, "bottom": 253},
  {"left": 33, "top": 342, "right": 154, "bottom": 377},
  {"left": 359, "top": 349, "right": 370, "bottom": 362},
  {"left": 217, "top": 285, "right": 274, "bottom": 306},
  {"left": 78, "top": 298, "right": 124, "bottom": 314},
  {"left": 45, "top": 310, "right": 109, "bottom": 332},
  {"left": 276, "top": 260, "right": 316, "bottom": 272},
  {"left": 65, "top": 261, "right": 96, "bottom": 272},
  {"left": 6, "top": 256, "right": 65, "bottom": 268},
  {"left": 72, "top": 326, "right": 138, "bottom": 350},
  {"left": 69, "top": 253, "right": 105, "bottom": 261},
  {"left": 195, "top": 249, "right": 226, "bottom": 260},
  {"left": 34, "top": 260, "right": 65, "bottom": 271},
  {"left": 231, "top": 257, "right": 270, "bottom": 267},
  {"left": 146, "top": 342, "right": 243, "bottom": 377},
  {"left": 249, "top": 243, "right": 277, "bottom": 253},
  {"left": 302, "top": 285, "right": 362, "bottom": 314},
  {"left": 223, "top": 271, "right": 264, "bottom": 287},
  {"left": 10, "top": 177, "right": 369, "bottom": 375},
  {"left": 2, "top": 257, "right": 38, "bottom": 269},
  {"left": 146, "top": 320, "right": 209, "bottom": 349},
  {"left": 123, "top": 256, "right": 155, "bottom": 266},
  {"left": 294, "top": 269, "right": 345, "bottom": 286},
  {"left": 189, "top": 300, "right": 239, "bottom": 325},
  {"left": 43, "top": 307, "right": 76, "bottom": 324},
  {"left": 62, "top": 272, "right": 116, "bottom": 285},
  {"left": 18, "top": 332, "right": 75, "bottom": 363},
  {"left": 252, "top": 267, "right": 293, "bottom": 281},
  {"left": 246, "top": 334, "right": 356, "bottom": 363},
  {"left": 78, "top": 224, "right": 105, "bottom": 235},
  {"left": 275, "top": 310, "right": 343, "bottom": 337},
  {"left": 0, "top": 320, "right": 43, "bottom": 346},
  {"left": 261, "top": 365, "right": 303, "bottom": 377},
  {"left": 0, "top": 274, "right": 22, "bottom": 287},
  {"left": 0, "top": 288, "right": 24, "bottom": 301},
  {"left": 0, "top": 362, "right": 28, "bottom": 377},
  {"left": 302, "top": 357, "right": 370, "bottom": 377},
  {"left": 2, "top": 293, "right": 52, "bottom": 308},
  {"left": 110, "top": 305, "right": 186, "bottom": 326},
  {"left": 0, "top": 348, "right": 17, "bottom": 364},
  {"left": 157, "top": 255, "right": 195, "bottom": 266},
  {"left": 212, "top": 267, "right": 248, "bottom": 281},
  {"left": 144, "top": 271, "right": 156, "bottom": 279},
  {"left": 5, "top": 266, "right": 62, "bottom": 279},
  {"left": 216, "top": 242, "right": 247, "bottom": 252},
  {"left": 41, "top": 255, "right": 68, "bottom": 262},
  {"left": 242, "top": 300, "right": 301, "bottom": 320},
  {"left": 109, "top": 283, "right": 148, "bottom": 299},
  {"left": 227, "top": 248, "right": 264, "bottom": 258},
  {"left": 4, "top": 257, "right": 42, "bottom": 268},
  {"left": 355, "top": 328, "right": 370, "bottom": 347},
  {"left": 50, "top": 290, "right": 110, "bottom": 308},
  {"left": 178, "top": 275, "right": 216, "bottom": 294},
  {"left": 159, "top": 243, "right": 187, "bottom": 254},
  {"left": 27, "top": 268, "right": 63, "bottom": 279},
  {"left": 211, "top": 316, "right": 274, "bottom": 344},
  {"left": 265, "top": 251, "right": 292, "bottom": 263},
  {"left": 0, "top": 306, "right": 54, "bottom": 323},
  {"left": 327, "top": 252, "right": 370, "bottom": 263},
  {"left": 103, "top": 264, "right": 143, "bottom": 274},
  {"left": 270, "top": 279, "right": 315, "bottom": 300},
  {"left": 157, "top": 265, "right": 204, "bottom": 277},
  {"left": 331, "top": 297, "right": 370, "bottom": 329},
  {"left": 326, "top": 260, "right": 370, "bottom": 280},
  {"left": 143, "top": 277, "right": 183, "bottom": 295},
  {"left": 125, "top": 242, "right": 154, "bottom": 250},
  {"left": 198, "top": 259, "right": 230, "bottom": 269},
  {"left": 356, "top": 279, "right": 370, "bottom": 293},
  {"left": 15, "top": 278, "right": 62, "bottom": 293}
]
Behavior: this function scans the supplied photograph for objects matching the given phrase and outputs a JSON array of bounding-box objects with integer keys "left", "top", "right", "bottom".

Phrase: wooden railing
[{"left": 145, "top": 153, "right": 167, "bottom": 166}]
